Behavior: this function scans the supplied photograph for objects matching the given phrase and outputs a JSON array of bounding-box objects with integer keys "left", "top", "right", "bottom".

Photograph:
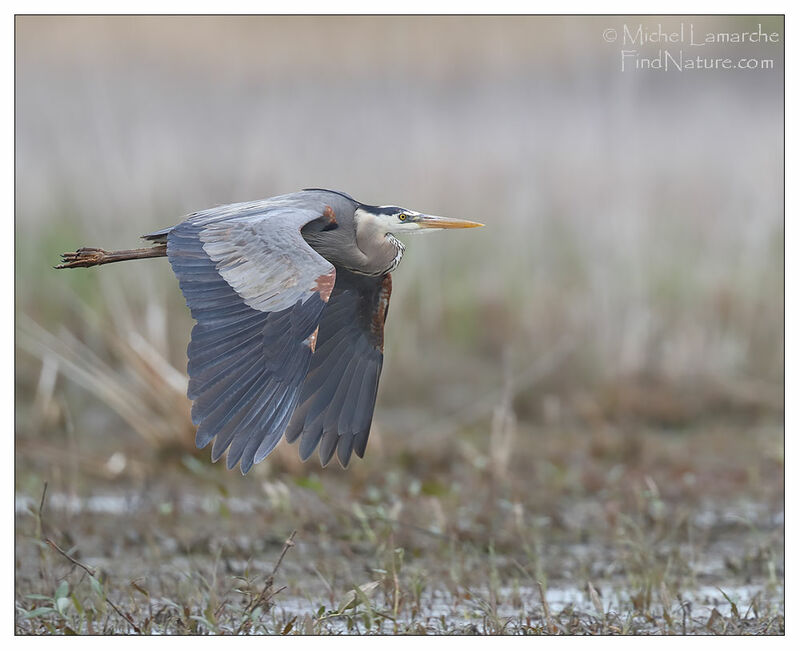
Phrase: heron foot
[{"left": 55, "top": 247, "right": 109, "bottom": 269}]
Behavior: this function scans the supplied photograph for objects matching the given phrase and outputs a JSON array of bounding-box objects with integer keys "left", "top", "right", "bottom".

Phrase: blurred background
[
  {"left": 16, "top": 15, "right": 783, "bottom": 471},
  {"left": 14, "top": 15, "right": 784, "bottom": 633}
]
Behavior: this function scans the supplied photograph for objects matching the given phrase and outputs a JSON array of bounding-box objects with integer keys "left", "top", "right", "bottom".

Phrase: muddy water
[{"left": 16, "top": 488, "right": 783, "bottom": 633}]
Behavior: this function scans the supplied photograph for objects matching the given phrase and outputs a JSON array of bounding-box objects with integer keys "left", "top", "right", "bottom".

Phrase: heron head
[{"left": 355, "top": 205, "right": 484, "bottom": 234}]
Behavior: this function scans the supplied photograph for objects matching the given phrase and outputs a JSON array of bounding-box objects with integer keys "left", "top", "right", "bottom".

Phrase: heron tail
[{"left": 55, "top": 244, "right": 167, "bottom": 269}]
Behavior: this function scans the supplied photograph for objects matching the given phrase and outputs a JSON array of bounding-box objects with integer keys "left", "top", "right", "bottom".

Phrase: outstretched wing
[
  {"left": 167, "top": 199, "right": 337, "bottom": 473},
  {"left": 284, "top": 269, "right": 392, "bottom": 467}
]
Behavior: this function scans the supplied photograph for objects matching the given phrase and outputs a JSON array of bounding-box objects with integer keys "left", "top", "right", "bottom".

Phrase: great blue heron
[{"left": 57, "top": 189, "right": 483, "bottom": 473}]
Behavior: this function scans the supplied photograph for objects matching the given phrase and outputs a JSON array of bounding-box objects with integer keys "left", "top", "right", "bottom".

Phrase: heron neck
[{"left": 355, "top": 220, "right": 405, "bottom": 276}]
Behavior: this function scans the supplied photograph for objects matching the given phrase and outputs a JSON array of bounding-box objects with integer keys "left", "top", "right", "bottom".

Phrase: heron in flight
[{"left": 57, "top": 189, "right": 483, "bottom": 473}]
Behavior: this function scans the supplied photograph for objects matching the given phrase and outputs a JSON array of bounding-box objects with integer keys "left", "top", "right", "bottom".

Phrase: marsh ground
[{"left": 15, "top": 421, "right": 783, "bottom": 634}]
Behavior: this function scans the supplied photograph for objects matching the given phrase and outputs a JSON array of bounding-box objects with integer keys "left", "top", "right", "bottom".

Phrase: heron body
[{"left": 58, "top": 189, "right": 482, "bottom": 473}]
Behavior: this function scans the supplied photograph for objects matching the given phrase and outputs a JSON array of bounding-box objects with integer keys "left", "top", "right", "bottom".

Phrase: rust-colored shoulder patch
[
  {"left": 313, "top": 270, "right": 336, "bottom": 302},
  {"left": 371, "top": 274, "right": 393, "bottom": 352},
  {"left": 322, "top": 205, "right": 338, "bottom": 227}
]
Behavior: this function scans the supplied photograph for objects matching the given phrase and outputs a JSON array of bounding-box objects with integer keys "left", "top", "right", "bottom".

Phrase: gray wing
[
  {"left": 167, "top": 199, "right": 337, "bottom": 473},
  {"left": 193, "top": 199, "right": 337, "bottom": 314},
  {"left": 284, "top": 269, "right": 391, "bottom": 467}
]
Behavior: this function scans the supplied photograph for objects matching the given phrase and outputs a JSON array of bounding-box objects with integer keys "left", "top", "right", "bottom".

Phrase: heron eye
[{"left": 398, "top": 213, "right": 407, "bottom": 221}]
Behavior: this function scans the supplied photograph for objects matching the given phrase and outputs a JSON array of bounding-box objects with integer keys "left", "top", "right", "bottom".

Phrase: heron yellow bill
[{"left": 416, "top": 214, "right": 485, "bottom": 229}]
